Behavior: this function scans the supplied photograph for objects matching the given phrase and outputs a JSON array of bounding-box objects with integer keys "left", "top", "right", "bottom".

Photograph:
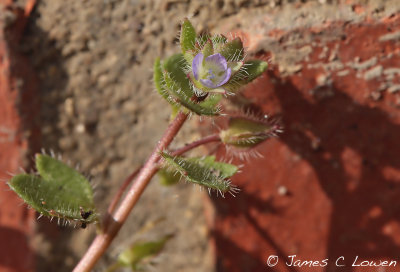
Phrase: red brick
[
  {"left": 210, "top": 9, "right": 400, "bottom": 272},
  {"left": 0, "top": 1, "right": 37, "bottom": 271}
]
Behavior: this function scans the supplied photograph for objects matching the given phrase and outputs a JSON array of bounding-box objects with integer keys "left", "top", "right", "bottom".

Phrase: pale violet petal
[
  {"left": 192, "top": 53, "right": 204, "bottom": 80},
  {"left": 204, "top": 53, "right": 227, "bottom": 71},
  {"left": 200, "top": 78, "right": 217, "bottom": 89},
  {"left": 218, "top": 67, "right": 232, "bottom": 86}
]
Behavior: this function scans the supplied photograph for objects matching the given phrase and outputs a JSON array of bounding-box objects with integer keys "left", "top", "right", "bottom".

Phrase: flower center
[
  {"left": 207, "top": 69, "right": 216, "bottom": 80},
  {"left": 192, "top": 53, "right": 232, "bottom": 89}
]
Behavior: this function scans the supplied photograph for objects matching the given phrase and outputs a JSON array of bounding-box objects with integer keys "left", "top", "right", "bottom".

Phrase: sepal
[{"left": 220, "top": 115, "right": 281, "bottom": 148}]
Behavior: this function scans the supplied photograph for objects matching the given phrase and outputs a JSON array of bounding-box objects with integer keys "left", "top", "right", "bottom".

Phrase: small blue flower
[{"left": 192, "top": 53, "right": 232, "bottom": 89}]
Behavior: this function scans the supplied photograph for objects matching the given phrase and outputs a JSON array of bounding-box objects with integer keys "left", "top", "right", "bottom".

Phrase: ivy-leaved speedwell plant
[{"left": 7, "top": 19, "right": 281, "bottom": 272}]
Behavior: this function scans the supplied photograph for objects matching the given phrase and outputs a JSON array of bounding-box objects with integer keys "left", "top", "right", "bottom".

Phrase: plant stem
[
  {"left": 73, "top": 111, "right": 188, "bottom": 272},
  {"left": 107, "top": 166, "right": 141, "bottom": 215},
  {"left": 102, "top": 166, "right": 142, "bottom": 230},
  {"left": 104, "top": 133, "right": 221, "bottom": 228},
  {"left": 170, "top": 133, "right": 220, "bottom": 156}
]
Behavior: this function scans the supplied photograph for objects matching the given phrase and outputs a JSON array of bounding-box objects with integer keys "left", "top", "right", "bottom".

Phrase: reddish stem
[
  {"left": 73, "top": 112, "right": 188, "bottom": 272},
  {"left": 170, "top": 134, "right": 221, "bottom": 156},
  {"left": 102, "top": 166, "right": 142, "bottom": 230},
  {"left": 103, "top": 133, "right": 221, "bottom": 230},
  {"left": 107, "top": 167, "right": 141, "bottom": 215}
]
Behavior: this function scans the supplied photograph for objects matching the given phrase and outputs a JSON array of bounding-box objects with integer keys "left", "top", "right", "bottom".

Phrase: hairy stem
[
  {"left": 73, "top": 111, "right": 188, "bottom": 272},
  {"left": 107, "top": 167, "right": 141, "bottom": 215},
  {"left": 170, "top": 133, "right": 220, "bottom": 156},
  {"left": 104, "top": 133, "right": 221, "bottom": 229},
  {"left": 102, "top": 166, "right": 142, "bottom": 230}
]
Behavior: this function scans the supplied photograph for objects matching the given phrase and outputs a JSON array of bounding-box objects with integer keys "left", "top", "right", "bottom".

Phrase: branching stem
[
  {"left": 104, "top": 166, "right": 141, "bottom": 227},
  {"left": 103, "top": 133, "right": 221, "bottom": 229},
  {"left": 170, "top": 133, "right": 221, "bottom": 156},
  {"left": 73, "top": 111, "right": 188, "bottom": 272}
]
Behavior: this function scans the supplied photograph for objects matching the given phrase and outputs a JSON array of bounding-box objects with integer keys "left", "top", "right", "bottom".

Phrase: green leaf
[
  {"left": 224, "top": 60, "right": 268, "bottom": 93},
  {"left": 202, "top": 39, "right": 214, "bottom": 58},
  {"left": 169, "top": 103, "right": 181, "bottom": 121},
  {"left": 242, "top": 60, "right": 268, "bottom": 83},
  {"left": 180, "top": 96, "right": 221, "bottom": 116},
  {"left": 163, "top": 66, "right": 220, "bottom": 116},
  {"left": 198, "top": 94, "right": 222, "bottom": 109},
  {"left": 162, "top": 54, "right": 221, "bottom": 115},
  {"left": 118, "top": 235, "right": 173, "bottom": 270},
  {"left": 211, "top": 34, "right": 228, "bottom": 47},
  {"left": 183, "top": 51, "right": 195, "bottom": 65},
  {"left": 154, "top": 58, "right": 177, "bottom": 106},
  {"left": 180, "top": 18, "right": 196, "bottom": 54},
  {"left": 8, "top": 154, "right": 97, "bottom": 225},
  {"left": 163, "top": 53, "right": 193, "bottom": 98},
  {"left": 35, "top": 154, "right": 94, "bottom": 207},
  {"left": 198, "top": 156, "right": 238, "bottom": 178},
  {"left": 219, "top": 37, "right": 244, "bottom": 61},
  {"left": 228, "top": 61, "right": 244, "bottom": 75},
  {"left": 161, "top": 153, "right": 239, "bottom": 196},
  {"left": 158, "top": 168, "right": 181, "bottom": 186},
  {"left": 196, "top": 33, "right": 210, "bottom": 50},
  {"left": 156, "top": 54, "right": 221, "bottom": 116}
]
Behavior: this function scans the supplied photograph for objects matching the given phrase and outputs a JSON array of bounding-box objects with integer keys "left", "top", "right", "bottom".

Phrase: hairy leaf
[
  {"left": 202, "top": 39, "right": 214, "bottom": 58},
  {"left": 219, "top": 37, "right": 244, "bottom": 61},
  {"left": 211, "top": 34, "right": 228, "bottom": 47},
  {"left": 224, "top": 60, "right": 268, "bottom": 93},
  {"left": 180, "top": 18, "right": 196, "bottom": 54},
  {"left": 161, "top": 153, "right": 238, "bottom": 196},
  {"left": 154, "top": 58, "right": 176, "bottom": 106},
  {"left": 8, "top": 154, "right": 97, "bottom": 225},
  {"left": 158, "top": 168, "right": 181, "bottom": 186},
  {"left": 239, "top": 60, "right": 268, "bottom": 84},
  {"left": 163, "top": 65, "right": 220, "bottom": 116},
  {"left": 118, "top": 235, "right": 173, "bottom": 270},
  {"left": 163, "top": 53, "right": 193, "bottom": 98},
  {"left": 198, "top": 94, "right": 222, "bottom": 110}
]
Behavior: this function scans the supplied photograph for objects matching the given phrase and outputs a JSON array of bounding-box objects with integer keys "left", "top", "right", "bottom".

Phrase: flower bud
[{"left": 220, "top": 116, "right": 282, "bottom": 148}]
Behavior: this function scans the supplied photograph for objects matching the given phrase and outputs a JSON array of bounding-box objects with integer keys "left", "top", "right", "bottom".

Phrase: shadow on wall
[
  {"left": 211, "top": 20, "right": 400, "bottom": 272},
  {"left": 274, "top": 73, "right": 400, "bottom": 270},
  {"left": 0, "top": 1, "right": 39, "bottom": 272},
  {"left": 0, "top": 227, "right": 32, "bottom": 270},
  {"left": 19, "top": 3, "right": 80, "bottom": 272},
  {"left": 212, "top": 71, "right": 400, "bottom": 272}
]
